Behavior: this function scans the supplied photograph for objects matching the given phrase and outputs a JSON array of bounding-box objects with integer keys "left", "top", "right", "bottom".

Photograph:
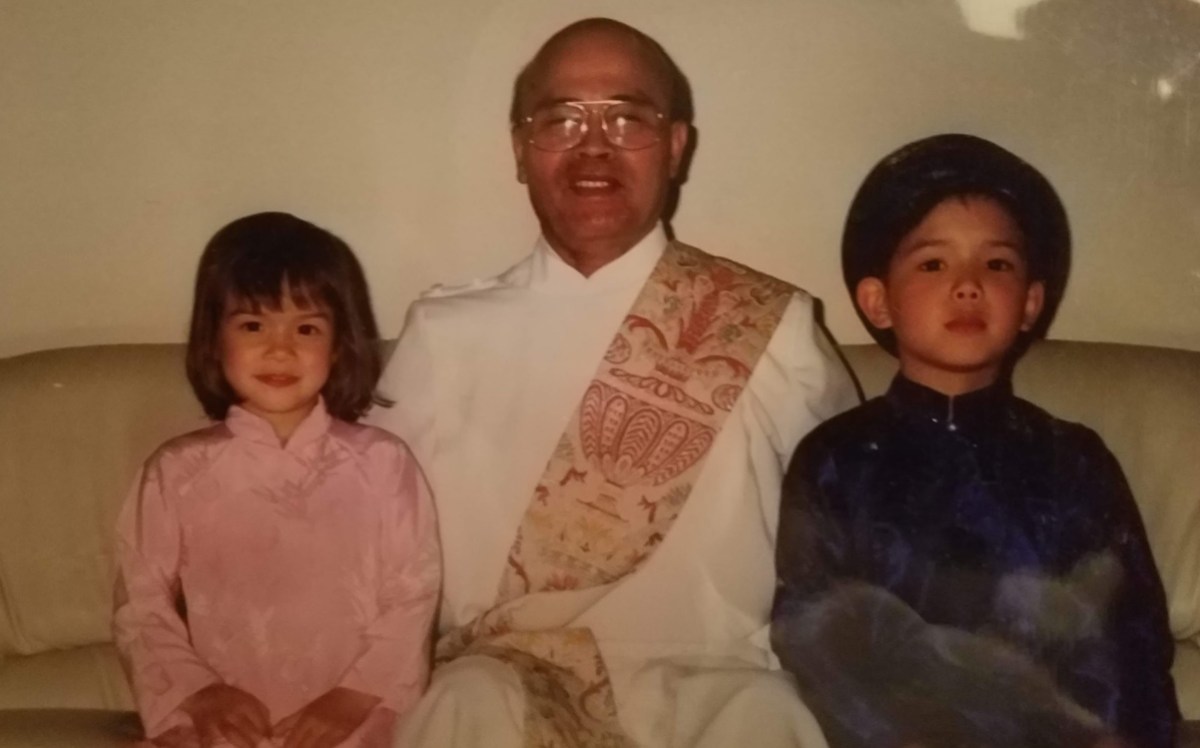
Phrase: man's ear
[
  {"left": 511, "top": 130, "right": 528, "bottom": 184},
  {"left": 1020, "top": 280, "right": 1046, "bottom": 331},
  {"left": 667, "top": 121, "right": 689, "bottom": 179},
  {"left": 855, "top": 277, "right": 894, "bottom": 330}
]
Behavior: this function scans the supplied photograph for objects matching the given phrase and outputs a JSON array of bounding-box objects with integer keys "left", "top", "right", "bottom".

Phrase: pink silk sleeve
[
  {"left": 335, "top": 442, "right": 441, "bottom": 715},
  {"left": 113, "top": 457, "right": 220, "bottom": 736}
]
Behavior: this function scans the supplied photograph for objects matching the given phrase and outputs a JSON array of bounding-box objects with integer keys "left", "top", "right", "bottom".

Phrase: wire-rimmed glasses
[{"left": 520, "top": 99, "right": 667, "bottom": 152}]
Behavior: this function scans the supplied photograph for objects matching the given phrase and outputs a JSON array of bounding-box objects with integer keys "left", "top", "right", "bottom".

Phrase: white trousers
[{"left": 393, "top": 654, "right": 829, "bottom": 748}]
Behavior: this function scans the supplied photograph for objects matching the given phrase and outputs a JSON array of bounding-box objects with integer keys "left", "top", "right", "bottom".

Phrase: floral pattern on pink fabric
[{"left": 114, "top": 402, "right": 440, "bottom": 747}]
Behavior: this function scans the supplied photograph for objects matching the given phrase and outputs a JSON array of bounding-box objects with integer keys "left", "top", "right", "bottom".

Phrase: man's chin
[{"left": 548, "top": 218, "right": 647, "bottom": 252}]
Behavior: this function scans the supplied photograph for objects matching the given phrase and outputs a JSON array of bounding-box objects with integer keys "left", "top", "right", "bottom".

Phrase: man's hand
[
  {"left": 179, "top": 683, "right": 271, "bottom": 748},
  {"left": 272, "top": 687, "right": 381, "bottom": 748}
]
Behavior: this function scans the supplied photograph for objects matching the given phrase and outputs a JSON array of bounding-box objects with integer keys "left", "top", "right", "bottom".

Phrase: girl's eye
[
  {"left": 917, "top": 259, "right": 945, "bottom": 272},
  {"left": 297, "top": 323, "right": 323, "bottom": 336},
  {"left": 239, "top": 320, "right": 262, "bottom": 332},
  {"left": 987, "top": 258, "right": 1016, "bottom": 271}
]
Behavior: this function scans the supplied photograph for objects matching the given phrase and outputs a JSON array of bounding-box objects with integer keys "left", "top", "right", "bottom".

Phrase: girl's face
[{"left": 219, "top": 289, "right": 334, "bottom": 442}]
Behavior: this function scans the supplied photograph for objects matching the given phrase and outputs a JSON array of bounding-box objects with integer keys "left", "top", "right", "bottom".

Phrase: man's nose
[{"left": 577, "top": 111, "right": 614, "bottom": 155}]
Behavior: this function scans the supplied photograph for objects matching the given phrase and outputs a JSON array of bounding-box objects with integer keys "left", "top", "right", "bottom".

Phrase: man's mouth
[
  {"left": 570, "top": 176, "right": 620, "bottom": 194},
  {"left": 255, "top": 374, "right": 299, "bottom": 387}
]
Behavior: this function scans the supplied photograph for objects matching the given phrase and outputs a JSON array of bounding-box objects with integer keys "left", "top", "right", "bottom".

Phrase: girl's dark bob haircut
[
  {"left": 842, "top": 133, "right": 1071, "bottom": 356},
  {"left": 186, "top": 211, "right": 386, "bottom": 422}
]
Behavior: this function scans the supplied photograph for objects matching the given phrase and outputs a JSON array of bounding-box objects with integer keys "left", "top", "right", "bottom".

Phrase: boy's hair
[
  {"left": 186, "top": 211, "right": 385, "bottom": 422},
  {"left": 842, "top": 133, "right": 1071, "bottom": 355}
]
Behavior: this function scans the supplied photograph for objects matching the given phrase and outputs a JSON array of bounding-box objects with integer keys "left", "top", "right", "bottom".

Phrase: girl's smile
[
  {"left": 219, "top": 291, "right": 334, "bottom": 443},
  {"left": 255, "top": 373, "right": 302, "bottom": 387}
]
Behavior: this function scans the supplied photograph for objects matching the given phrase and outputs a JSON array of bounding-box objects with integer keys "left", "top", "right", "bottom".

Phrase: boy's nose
[{"left": 953, "top": 277, "right": 982, "bottom": 300}]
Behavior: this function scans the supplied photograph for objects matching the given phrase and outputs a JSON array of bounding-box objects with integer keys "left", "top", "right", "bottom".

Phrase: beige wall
[{"left": 2, "top": 0, "right": 1198, "bottom": 358}]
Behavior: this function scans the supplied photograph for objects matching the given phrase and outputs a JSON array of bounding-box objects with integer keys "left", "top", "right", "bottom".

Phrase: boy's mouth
[{"left": 945, "top": 317, "right": 986, "bottom": 333}]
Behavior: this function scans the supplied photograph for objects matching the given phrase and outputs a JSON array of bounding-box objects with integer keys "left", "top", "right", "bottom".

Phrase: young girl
[{"left": 113, "top": 212, "right": 440, "bottom": 748}]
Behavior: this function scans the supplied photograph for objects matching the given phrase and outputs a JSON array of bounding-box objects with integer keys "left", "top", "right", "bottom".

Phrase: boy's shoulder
[
  {"left": 1007, "top": 395, "right": 1112, "bottom": 454},
  {"left": 796, "top": 390, "right": 1113, "bottom": 462},
  {"left": 792, "top": 396, "right": 894, "bottom": 462},
  {"left": 812, "top": 394, "right": 893, "bottom": 435}
]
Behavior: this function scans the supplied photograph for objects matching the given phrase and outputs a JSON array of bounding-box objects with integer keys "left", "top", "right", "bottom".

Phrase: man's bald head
[{"left": 508, "top": 18, "right": 692, "bottom": 127}]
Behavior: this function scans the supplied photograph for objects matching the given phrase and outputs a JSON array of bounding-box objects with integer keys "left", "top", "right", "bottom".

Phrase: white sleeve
[
  {"left": 368, "top": 302, "right": 438, "bottom": 471},
  {"left": 737, "top": 291, "right": 858, "bottom": 554},
  {"left": 769, "top": 292, "right": 860, "bottom": 462}
]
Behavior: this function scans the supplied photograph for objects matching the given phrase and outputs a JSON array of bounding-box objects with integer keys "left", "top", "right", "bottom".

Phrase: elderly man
[{"left": 372, "top": 17, "right": 857, "bottom": 747}]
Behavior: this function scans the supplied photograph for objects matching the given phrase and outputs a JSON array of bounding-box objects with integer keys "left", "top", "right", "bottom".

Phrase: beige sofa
[{"left": 0, "top": 340, "right": 1197, "bottom": 745}]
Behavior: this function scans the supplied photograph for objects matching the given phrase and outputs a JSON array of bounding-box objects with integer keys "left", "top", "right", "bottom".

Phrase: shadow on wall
[{"left": 1022, "top": 0, "right": 1200, "bottom": 193}]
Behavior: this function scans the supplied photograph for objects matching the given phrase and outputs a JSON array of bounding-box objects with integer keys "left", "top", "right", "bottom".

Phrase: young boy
[{"left": 770, "top": 134, "right": 1179, "bottom": 748}]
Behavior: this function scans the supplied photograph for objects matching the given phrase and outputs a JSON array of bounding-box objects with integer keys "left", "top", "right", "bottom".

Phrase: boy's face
[{"left": 856, "top": 196, "right": 1045, "bottom": 395}]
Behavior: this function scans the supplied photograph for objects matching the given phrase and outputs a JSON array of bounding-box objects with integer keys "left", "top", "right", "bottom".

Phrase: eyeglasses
[{"left": 521, "top": 99, "right": 667, "bottom": 152}]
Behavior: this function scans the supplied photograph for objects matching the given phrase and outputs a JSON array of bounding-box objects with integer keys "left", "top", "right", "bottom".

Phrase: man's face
[
  {"left": 512, "top": 29, "right": 688, "bottom": 273},
  {"left": 856, "top": 196, "right": 1045, "bottom": 395}
]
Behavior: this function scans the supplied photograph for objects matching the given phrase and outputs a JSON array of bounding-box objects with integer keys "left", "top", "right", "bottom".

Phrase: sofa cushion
[
  {"left": 1, "top": 340, "right": 1196, "bottom": 723},
  {"left": 841, "top": 341, "right": 1200, "bottom": 647},
  {"left": 1179, "top": 642, "right": 1200, "bottom": 721},
  {"left": 0, "top": 346, "right": 208, "bottom": 656},
  {"left": 0, "top": 708, "right": 141, "bottom": 746},
  {"left": 0, "top": 644, "right": 131, "bottom": 711}
]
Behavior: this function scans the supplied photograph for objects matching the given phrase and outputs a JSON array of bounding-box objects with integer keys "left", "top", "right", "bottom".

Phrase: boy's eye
[
  {"left": 987, "top": 258, "right": 1016, "bottom": 271},
  {"left": 917, "top": 259, "right": 945, "bottom": 272}
]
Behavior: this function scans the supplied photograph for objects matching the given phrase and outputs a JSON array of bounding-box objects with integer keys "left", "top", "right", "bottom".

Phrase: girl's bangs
[{"left": 224, "top": 255, "right": 334, "bottom": 313}]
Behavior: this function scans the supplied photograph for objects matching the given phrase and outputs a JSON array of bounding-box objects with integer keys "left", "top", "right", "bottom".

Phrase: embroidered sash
[{"left": 437, "top": 242, "right": 795, "bottom": 746}]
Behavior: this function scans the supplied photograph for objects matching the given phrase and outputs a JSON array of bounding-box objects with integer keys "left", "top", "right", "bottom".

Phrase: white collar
[{"left": 527, "top": 226, "right": 668, "bottom": 294}]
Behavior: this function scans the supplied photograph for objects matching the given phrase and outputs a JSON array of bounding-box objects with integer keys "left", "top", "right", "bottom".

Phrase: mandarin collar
[
  {"left": 527, "top": 225, "right": 667, "bottom": 294},
  {"left": 225, "top": 398, "right": 332, "bottom": 451},
  {"left": 885, "top": 375, "right": 1013, "bottom": 435}
]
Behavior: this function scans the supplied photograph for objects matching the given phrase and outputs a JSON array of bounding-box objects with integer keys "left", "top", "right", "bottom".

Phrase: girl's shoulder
[
  {"left": 326, "top": 419, "right": 418, "bottom": 462},
  {"left": 137, "top": 421, "right": 234, "bottom": 488},
  {"left": 145, "top": 421, "right": 231, "bottom": 463},
  {"left": 326, "top": 420, "right": 428, "bottom": 499}
]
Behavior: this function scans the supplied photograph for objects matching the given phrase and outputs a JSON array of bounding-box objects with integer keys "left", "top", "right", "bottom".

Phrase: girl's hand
[
  {"left": 179, "top": 683, "right": 271, "bottom": 748},
  {"left": 272, "top": 687, "right": 381, "bottom": 748}
]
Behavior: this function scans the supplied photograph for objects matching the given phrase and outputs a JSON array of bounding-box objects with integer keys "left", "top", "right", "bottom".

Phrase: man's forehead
[
  {"left": 537, "top": 21, "right": 655, "bottom": 63},
  {"left": 526, "top": 28, "right": 671, "bottom": 103}
]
